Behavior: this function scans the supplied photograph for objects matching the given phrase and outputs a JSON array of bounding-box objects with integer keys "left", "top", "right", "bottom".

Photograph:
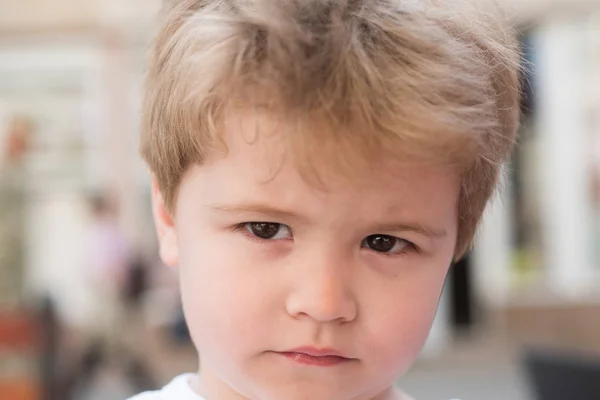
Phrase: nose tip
[
  {"left": 285, "top": 272, "right": 357, "bottom": 323},
  {"left": 312, "top": 294, "right": 357, "bottom": 323}
]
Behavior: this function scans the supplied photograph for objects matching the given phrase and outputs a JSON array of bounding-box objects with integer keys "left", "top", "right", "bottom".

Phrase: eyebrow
[
  {"left": 211, "top": 202, "right": 447, "bottom": 239},
  {"left": 211, "top": 203, "right": 307, "bottom": 222},
  {"left": 375, "top": 222, "right": 448, "bottom": 239}
]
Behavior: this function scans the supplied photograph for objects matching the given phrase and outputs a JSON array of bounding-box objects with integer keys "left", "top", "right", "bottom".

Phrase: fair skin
[{"left": 152, "top": 112, "right": 460, "bottom": 400}]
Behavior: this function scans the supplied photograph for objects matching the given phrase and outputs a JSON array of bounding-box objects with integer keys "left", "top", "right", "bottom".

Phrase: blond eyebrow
[
  {"left": 375, "top": 222, "right": 448, "bottom": 239},
  {"left": 211, "top": 202, "right": 307, "bottom": 223}
]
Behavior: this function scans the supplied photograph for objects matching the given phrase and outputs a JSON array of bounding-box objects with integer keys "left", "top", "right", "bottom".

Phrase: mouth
[{"left": 276, "top": 347, "right": 355, "bottom": 367}]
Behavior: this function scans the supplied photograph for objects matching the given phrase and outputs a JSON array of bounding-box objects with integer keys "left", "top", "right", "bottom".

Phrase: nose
[{"left": 285, "top": 255, "right": 357, "bottom": 324}]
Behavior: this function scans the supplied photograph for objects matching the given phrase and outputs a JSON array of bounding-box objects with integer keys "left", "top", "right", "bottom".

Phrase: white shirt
[
  {"left": 127, "top": 374, "right": 455, "bottom": 400},
  {"left": 128, "top": 374, "right": 203, "bottom": 400}
]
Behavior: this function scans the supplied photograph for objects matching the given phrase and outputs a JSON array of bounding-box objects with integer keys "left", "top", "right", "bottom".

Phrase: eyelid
[
  {"left": 378, "top": 232, "right": 423, "bottom": 249},
  {"left": 235, "top": 222, "right": 294, "bottom": 241},
  {"left": 362, "top": 235, "right": 417, "bottom": 256}
]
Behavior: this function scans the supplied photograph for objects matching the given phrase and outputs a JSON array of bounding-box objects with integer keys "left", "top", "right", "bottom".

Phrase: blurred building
[
  {"left": 471, "top": 0, "right": 600, "bottom": 353},
  {"left": 0, "top": 0, "right": 600, "bottom": 379},
  {"left": 0, "top": 0, "right": 160, "bottom": 316}
]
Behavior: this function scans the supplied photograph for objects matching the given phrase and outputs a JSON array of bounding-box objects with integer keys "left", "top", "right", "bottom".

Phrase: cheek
[
  {"left": 177, "top": 233, "right": 275, "bottom": 356},
  {"left": 364, "top": 266, "right": 448, "bottom": 374}
]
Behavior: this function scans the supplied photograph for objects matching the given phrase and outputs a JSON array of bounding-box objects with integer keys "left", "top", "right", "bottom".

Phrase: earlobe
[{"left": 151, "top": 180, "right": 179, "bottom": 267}]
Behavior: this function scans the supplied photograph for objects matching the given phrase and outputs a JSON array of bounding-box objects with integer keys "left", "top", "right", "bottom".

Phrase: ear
[{"left": 151, "top": 179, "right": 179, "bottom": 267}]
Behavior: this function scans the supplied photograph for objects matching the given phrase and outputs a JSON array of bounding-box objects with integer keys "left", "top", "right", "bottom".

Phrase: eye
[
  {"left": 243, "top": 222, "right": 292, "bottom": 240},
  {"left": 362, "top": 234, "right": 411, "bottom": 254}
]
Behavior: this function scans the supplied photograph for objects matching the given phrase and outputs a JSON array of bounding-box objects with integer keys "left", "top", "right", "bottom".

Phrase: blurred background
[{"left": 1, "top": 1, "right": 600, "bottom": 399}]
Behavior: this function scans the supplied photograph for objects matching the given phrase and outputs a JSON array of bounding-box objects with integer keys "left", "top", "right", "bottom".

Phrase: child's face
[{"left": 153, "top": 112, "right": 460, "bottom": 400}]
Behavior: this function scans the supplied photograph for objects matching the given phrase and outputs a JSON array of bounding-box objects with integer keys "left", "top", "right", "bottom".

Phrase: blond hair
[{"left": 141, "top": 0, "right": 521, "bottom": 258}]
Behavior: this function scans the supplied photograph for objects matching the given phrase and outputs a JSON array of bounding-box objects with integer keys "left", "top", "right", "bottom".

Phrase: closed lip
[
  {"left": 275, "top": 347, "right": 356, "bottom": 367},
  {"left": 283, "top": 346, "right": 349, "bottom": 358}
]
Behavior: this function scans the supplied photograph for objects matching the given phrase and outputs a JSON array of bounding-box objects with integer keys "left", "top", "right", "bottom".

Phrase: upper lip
[{"left": 282, "top": 346, "right": 350, "bottom": 358}]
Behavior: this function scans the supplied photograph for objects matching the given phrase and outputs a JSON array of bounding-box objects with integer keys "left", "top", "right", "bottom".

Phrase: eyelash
[
  {"left": 233, "top": 222, "right": 293, "bottom": 243},
  {"left": 371, "top": 239, "right": 417, "bottom": 257},
  {"left": 233, "top": 222, "right": 417, "bottom": 255}
]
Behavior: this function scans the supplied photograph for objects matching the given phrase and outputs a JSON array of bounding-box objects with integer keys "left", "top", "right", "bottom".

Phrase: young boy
[{"left": 131, "top": 0, "right": 521, "bottom": 399}]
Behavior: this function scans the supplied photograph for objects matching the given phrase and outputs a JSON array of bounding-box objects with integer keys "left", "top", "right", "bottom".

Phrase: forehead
[
  {"left": 193, "top": 110, "right": 461, "bottom": 218},
  {"left": 213, "top": 108, "right": 460, "bottom": 183}
]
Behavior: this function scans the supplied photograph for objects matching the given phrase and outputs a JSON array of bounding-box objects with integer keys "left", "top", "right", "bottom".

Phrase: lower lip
[{"left": 278, "top": 352, "right": 351, "bottom": 367}]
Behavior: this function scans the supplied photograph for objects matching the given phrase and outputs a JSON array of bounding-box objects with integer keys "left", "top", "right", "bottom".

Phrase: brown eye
[
  {"left": 363, "top": 235, "right": 408, "bottom": 254},
  {"left": 244, "top": 223, "right": 292, "bottom": 240}
]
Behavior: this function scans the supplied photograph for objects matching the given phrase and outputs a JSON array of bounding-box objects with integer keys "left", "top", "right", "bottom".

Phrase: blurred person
[
  {"left": 61, "top": 193, "right": 133, "bottom": 396},
  {"left": 0, "top": 115, "right": 34, "bottom": 309},
  {"left": 3, "top": 115, "right": 33, "bottom": 165},
  {"left": 67, "top": 194, "right": 161, "bottom": 397},
  {"left": 122, "top": 251, "right": 151, "bottom": 313},
  {"left": 130, "top": 1, "right": 521, "bottom": 400},
  {"left": 84, "top": 193, "right": 130, "bottom": 339}
]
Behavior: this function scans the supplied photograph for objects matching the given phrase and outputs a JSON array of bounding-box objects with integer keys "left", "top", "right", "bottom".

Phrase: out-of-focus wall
[
  {"left": 0, "top": 0, "right": 160, "bottom": 32},
  {"left": 502, "top": 0, "right": 600, "bottom": 21}
]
